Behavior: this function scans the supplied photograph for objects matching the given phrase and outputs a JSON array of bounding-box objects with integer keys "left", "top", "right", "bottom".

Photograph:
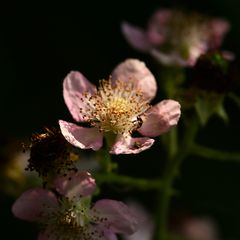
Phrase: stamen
[
  {"left": 44, "top": 198, "right": 98, "bottom": 240},
  {"left": 80, "top": 78, "right": 150, "bottom": 135}
]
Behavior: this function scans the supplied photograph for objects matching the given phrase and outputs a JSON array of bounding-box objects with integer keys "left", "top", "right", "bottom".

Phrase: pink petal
[
  {"left": 138, "top": 100, "right": 181, "bottom": 137},
  {"left": 54, "top": 171, "right": 96, "bottom": 199},
  {"left": 207, "top": 19, "right": 230, "bottom": 49},
  {"left": 187, "top": 42, "right": 208, "bottom": 66},
  {"left": 59, "top": 120, "right": 103, "bottom": 151},
  {"left": 92, "top": 199, "right": 139, "bottom": 235},
  {"left": 121, "top": 21, "right": 150, "bottom": 52},
  {"left": 123, "top": 201, "right": 154, "bottom": 240},
  {"left": 147, "top": 9, "right": 172, "bottom": 45},
  {"left": 85, "top": 225, "right": 114, "bottom": 240},
  {"left": 102, "top": 230, "right": 118, "bottom": 240},
  {"left": 150, "top": 49, "right": 188, "bottom": 66},
  {"left": 180, "top": 217, "right": 218, "bottom": 240},
  {"left": 63, "top": 71, "right": 96, "bottom": 122},
  {"left": 111, "top": 59, "right": 157, "bottom": 100},
  {"left": 12, "top": 188, "right": 58, "bottom": 222},
  {"left": 222, "top": 50, "right": 235, "bottom": 61},
  {"left": 110, "top": 135, "right": 154, "bottom": 154}
]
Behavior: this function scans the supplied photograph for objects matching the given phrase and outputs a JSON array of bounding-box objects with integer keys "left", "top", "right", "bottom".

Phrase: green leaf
[{"left": 194, "top": 93, "right": 227, "bottom": 125}]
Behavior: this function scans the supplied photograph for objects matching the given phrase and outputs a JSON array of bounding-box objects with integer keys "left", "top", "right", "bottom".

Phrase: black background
[{"left": 1, "top": 0, "right": 240, "bottom": 239}]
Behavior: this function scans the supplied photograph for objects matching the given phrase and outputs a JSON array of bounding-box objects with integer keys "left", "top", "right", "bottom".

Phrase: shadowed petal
[
  {"left": 111, "top": 59, "right": 157, "bottom": 100},
  {"left": 102, "top": 230, "right": 118, "bottom": 240},
  {"left": 147, "top": 9, "right": 172, "bottom": 45},
  {"left": 121, "top": 21, "right": 150, "bottom": 52},
  {"left": 208, "top": 19, "right": 230, "bottom": 49},
  {"left": 138, "top": 100, "right": 181, "bottom": 137},
  {"left": 110, "top": 135, "right": 154, "bottom": 154},
  {"left": 180, "top": 217, "right": 218, "bottom": 240},
  {"left": 150, "top": 49, "right": 188, "bottom": 66},
  {"left": 63, "top": 71, "right": 96, "bottom": 122},
  {"left": 59, "top": 120, "right": 103, "bottom": 151},
  {"left": 123, "top": 201, "right": 154, "bottom": 240},
  {"left": 38, "top": 225, "right": 113, "bottom": 240},
  {"left": 12, "top": 188, "right": 58, "bottom": 222},
  {"left": 38, "top": 227, "right": 57, "bottom": 240},
  {"left": 92, "top": 199, "right": 139, "bottom": 235},
  {"left": 54, "top": 171, "right": 96, "bottom": 199}
]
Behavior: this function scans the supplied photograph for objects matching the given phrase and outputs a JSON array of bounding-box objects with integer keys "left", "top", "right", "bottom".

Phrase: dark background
[{"left": 1, "top": 0, "right": 240, "bottom": 239}]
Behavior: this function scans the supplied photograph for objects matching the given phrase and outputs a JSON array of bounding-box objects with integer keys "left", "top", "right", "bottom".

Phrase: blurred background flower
[{"left": 1, "top": 0, "right": 240, "bottom": 239}]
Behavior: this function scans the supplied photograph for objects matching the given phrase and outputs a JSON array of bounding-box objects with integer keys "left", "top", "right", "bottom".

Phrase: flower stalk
[
  {"left": 154, "top": 114, "right": 199, "bottom": 240},
  {"left": 95, "top": 173, "right": 163, "bottom": 191}
]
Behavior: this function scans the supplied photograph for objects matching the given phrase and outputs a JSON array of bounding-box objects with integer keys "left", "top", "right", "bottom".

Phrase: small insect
[
  {"left": 133, "top": 141, "right": 142, "bottom": 149},
  {"left": 133, "top": 116, "right": 143, "bottom": 129}
]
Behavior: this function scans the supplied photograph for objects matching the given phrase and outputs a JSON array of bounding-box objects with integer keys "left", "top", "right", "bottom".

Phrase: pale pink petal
[
  {"left": 222, "top": 50, "right": 235, "bottom": 61},
  {"left": 54, "top": 171, "right": 96, "bottom": 199},
  {"left": 138, "top": 100, "right": 181, "bottom": 137},
  {"left": 123, "top": 201, "right": 154, "bottom": 240},
  {"left": 59, "top": 120, "right": 103, "bottom": 151},
  {"left": 110, "top": 135, "right": 154, "bottom": 154},
  {"left": 147, "top": 9, "right": 172, "bottom": 45},
  {"left": 12, "top": 188, "right": 58, "bottom": 222},
  {"left": 92, "top": 199, "right": 139, "bottom": 235},
  {"left": 208, "top": 19, "right": 230, "bottom": 49},
  {"left": 121, "top": 21, "right": 150, "bottom": 52},
  {"left": 181, "top": 217, "right": 218, "bottom": 240},
  {"left": 188, "top": 43, "right": 208, "bottom": 66},
  {"left": 150, "top": 48, "right": 188, "bottom": 66},
  {"left": 103, "top": 230, "right": 118, "bottom": 240},
  {"left": 111, "top": 59, "right": 157, "bottom": 100},
  {"left": 63, "top": 71, "right": 96, "bottom": 122},
  {"left": 84, "top": 225, "right": 112, "bottom": 240}
]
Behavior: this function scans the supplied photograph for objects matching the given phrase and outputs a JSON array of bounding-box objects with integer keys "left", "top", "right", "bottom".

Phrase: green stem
[
  {"left": 94, "top": 173, "right": 163, "bottom": 191},
  {"left": 96, "top": 148, "right": 113, "bottom": 173},
  {"left": 228, "top": 92, "right": 240, "bottom": 109},
  {"left": 168, "top": 127, "right": 178, "bottom": 160},
  {"left": 191, "top": 144, "right": 240, "bottom": 162},
  {"left": 160, "top": 66, "right": 185, "bottom": 99},
  {"left": 96, "top": 133, "right": 118, "bottom": 173},
  {"left": 154, "top": 117, "right": 199, "bottom": 240}
]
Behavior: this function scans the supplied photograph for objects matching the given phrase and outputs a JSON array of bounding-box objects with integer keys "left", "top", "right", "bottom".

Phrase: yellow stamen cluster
[{"left": 80, "top": 79, "right": 150, "bottom": 135}]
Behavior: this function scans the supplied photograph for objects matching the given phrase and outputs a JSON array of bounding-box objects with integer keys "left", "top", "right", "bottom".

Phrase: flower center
[
  {"left": 164, "top": 12, "right": 208, "bottom": 59},
  {"left": 45, "top": 198, "right": 98, "bottom": 240},
  {"left": 81, "top": 79, "right": 150, "bottom": 135}
]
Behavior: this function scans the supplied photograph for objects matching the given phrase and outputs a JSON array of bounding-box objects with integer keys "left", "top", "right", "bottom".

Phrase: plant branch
[
  {"left": 94, "top": 173, "right": 163, "bottom": 191},
  {"left": 191, "top": 144, "right": 240, "bottom": 162}
]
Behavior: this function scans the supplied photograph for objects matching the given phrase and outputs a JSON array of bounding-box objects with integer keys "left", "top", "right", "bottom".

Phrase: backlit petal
[
  {"left": 121, "top": 21, "right": 150, "bottom": 52},
  {"left": 59, "top": 120, "right": 103, "bottom": 151},
  {"left": 138, "top": 100, "right": 181, "bottom": 137},
  {"left": 63, "top": 71, "right": 96, "bottom": 122},
  {"left": 54, "top": 171, "right": 96, "bottom": 199},
  {"left": 92, "top": 199, "right": 139, "bottom": 235},
  {"left": 111, "top": 59, "right": 157, "bottom": 100},
  {"left": 12, "top": 188, "right": 57, "bottom": 222},
  {"left": 110, "top": 135, "right": 154, "bottom": 154}
]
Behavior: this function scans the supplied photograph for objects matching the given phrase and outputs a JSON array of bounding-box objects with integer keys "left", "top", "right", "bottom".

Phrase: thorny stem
[{"left": 154, "top": 115, "right": 199, "bottom": 240}]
